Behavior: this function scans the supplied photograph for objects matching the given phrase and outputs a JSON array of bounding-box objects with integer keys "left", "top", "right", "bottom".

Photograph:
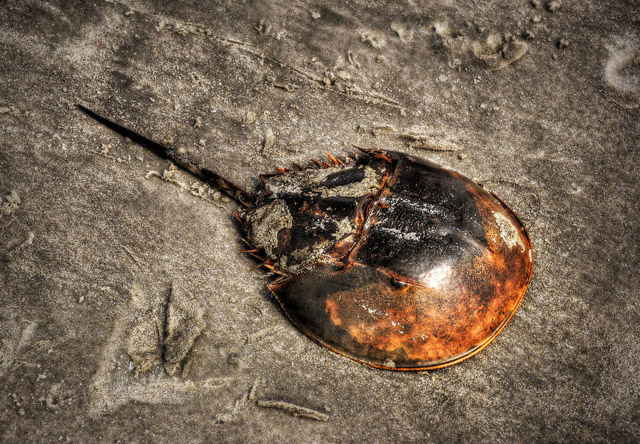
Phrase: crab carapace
[{"left": 78, "top": 105, "right": 533, "bottom": 371}]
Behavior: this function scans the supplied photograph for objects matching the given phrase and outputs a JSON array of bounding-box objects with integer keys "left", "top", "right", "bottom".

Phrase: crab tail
[{"left": 77, "top": 104, "right": 254, "bottom": 208}]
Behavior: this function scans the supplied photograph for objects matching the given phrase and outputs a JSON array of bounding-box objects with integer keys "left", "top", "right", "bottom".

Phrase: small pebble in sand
[
  {"left": 558, "top": 39, "right": 569, "bottom": 49},
  {"left": 531, "top": 0, "right": 541, "bottom": 8},
  {"left": 243, "top": 111, "right": 256, "bottom": 125},
  {"left": 547, "top": 0, "right": 562, "bottom": 12}
]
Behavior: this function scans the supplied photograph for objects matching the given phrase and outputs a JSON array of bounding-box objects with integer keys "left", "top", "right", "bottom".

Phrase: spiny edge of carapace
[
  {"left": 256, "top": 145, "right": 398, "bottom": 186},
  {"left": 257, "top": 151, "right": 363, "bottom": 184}
]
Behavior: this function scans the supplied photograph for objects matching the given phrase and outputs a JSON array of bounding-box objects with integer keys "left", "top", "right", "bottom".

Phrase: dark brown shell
[{"left": 241, "top": 148, "right": 533, "bottom": 370}]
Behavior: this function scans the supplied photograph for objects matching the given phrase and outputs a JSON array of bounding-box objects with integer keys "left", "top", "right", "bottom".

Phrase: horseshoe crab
[{"left": 78, "top": 105, "right": 533, "bottom": 370}]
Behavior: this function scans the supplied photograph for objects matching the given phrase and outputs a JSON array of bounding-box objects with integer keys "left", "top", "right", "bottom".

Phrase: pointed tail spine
[{"left": 77, "top": 105, "right": 253, "bottom": 207}]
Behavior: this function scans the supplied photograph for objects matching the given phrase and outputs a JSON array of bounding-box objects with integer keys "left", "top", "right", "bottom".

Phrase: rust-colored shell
[{"left": 244, "top": 149, "right": 533, "bottom": 370}]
